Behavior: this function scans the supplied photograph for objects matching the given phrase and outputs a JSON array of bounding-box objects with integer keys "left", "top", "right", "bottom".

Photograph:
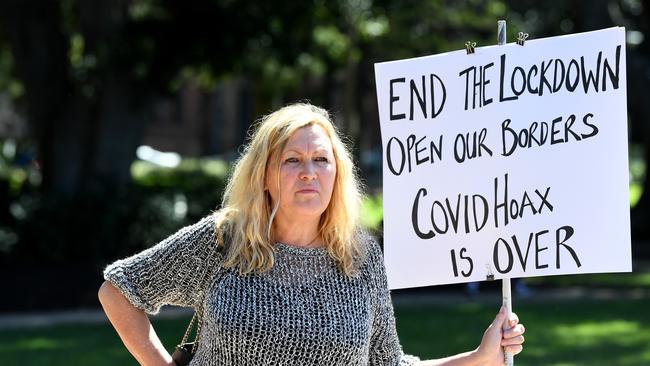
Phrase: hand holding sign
[
  {"left": 416, "top": 307, "right": 525, "bottom": 365},
  {"left": 375, "top": 26, "right": 631, "bottom": 366},
  {"left": 474, "top": 307, "right": 525, "bottom": 365}
]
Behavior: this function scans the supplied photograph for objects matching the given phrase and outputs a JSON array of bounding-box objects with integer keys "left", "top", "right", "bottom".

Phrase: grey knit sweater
[{"left": 104, "top": 214, "right": 420, "bottom": 366}]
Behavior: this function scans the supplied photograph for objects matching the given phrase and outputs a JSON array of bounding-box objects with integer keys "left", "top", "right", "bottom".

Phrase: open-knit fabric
[{"left": 103, "top": 214, "right": 420, "bottom": 366}]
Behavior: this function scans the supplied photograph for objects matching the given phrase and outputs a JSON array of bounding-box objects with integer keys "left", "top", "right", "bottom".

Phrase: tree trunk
[
  {"left": 0, "top": 0, "right": 148, "bottom": 264},
  {"left": 0, "top": 0, "right": 146, "bottom": 199}
]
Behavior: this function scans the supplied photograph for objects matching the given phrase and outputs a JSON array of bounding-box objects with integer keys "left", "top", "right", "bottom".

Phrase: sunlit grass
[
  {"left": 553, "top": 320, "right": 641, "bottom": 346},
  {"left": 525, "top": 271, "right": 650, "bottom": 288},
  {"left": 395, "top": 299, "right": 650, "bottom": 366},
  {"left": 9, "top": 337, "right": 75, "bottom": 351},
  {"left": 0, "top": 318, "right": 189, "bottom": 366},
  {"left": 0, "top": 298, "right": 648, "bottom": 365}
]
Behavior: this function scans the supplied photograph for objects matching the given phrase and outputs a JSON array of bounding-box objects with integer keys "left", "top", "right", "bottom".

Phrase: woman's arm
[
  {"left": 98, "top": 281, "right": 175, "bottom": 366},
  {"left": 417, "top": 307, "right": 525, "bottom": 366},
  {"left": 416, "top": 350, "right": 479, "bottom": 366}
]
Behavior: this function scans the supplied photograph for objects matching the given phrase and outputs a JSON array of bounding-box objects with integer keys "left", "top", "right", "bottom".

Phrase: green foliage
[
  {"left": 0, "top": 139, "right": 39, "bottom": 195},
  {"left": 314, "top": 25, "right": 351, "bottom": 61},
  {"left": 126, "top": 158, "right": 229, "bottom": 254},
  {"left": 630, "top": 144, "right": 646, "bottom": 208},
  {"left": 132, "top": 158, "right": 228, "bottom": 192},
  {"left": 0, "top": 139, "right": 37, "bottom": 255},
  {"left": 1, "top": 157, "right": 229, "bottom": 265},
  {"left": 0, "top": 46, "right": 23, "bottom": 98},
  {"left": 361, "top": 193, "right": 383, "bottom": 230},
  {"left": 631, "top": 183, "right": 643, "bottom": 207},
  {"left": 370, "top": 0, "right": 509, "bottom": 61}
]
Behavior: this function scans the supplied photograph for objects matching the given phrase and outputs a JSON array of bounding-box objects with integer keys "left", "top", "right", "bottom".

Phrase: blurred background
[{"left": 0, "top": 0, "right": 648, "bottom": 365}]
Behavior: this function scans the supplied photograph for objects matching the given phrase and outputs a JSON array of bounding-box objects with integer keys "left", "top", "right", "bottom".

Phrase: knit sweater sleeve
[
  {"left": 103, "top": 214, "right": 221, "bottom": 315},
  {"left": 365, "top": 237, "right": 421, "bottom": 366}
]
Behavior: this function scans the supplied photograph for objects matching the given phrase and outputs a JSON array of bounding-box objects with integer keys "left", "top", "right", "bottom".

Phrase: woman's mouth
[{"left": 297, "top": 189, "right": 318, "bottom": 194}]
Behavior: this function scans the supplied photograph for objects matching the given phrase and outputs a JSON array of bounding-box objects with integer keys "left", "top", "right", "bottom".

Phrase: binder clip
[
  {"left": 516, "top": 32, "right": 529, "bottom": 46},
  {"left": 485, "top": 264, "right": 495, "bottom": 281},
  {"left": 465, "top": 41, "right": 476, "bottom": 54}
]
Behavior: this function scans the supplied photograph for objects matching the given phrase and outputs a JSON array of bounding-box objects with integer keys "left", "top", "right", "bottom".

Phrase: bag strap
[
  {"left": 195, "top": 310, "right": 203, "bottom": 345},
  {"left": 179, "top": 309, "right": 202, "bottom": 351}
]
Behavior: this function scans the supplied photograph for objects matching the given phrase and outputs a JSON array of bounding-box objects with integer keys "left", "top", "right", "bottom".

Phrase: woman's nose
[{"left": 300, "top": 161, "right": 317, "bottom": 180}]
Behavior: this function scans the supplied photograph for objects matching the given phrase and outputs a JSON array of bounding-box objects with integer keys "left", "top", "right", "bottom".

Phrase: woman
[{"left": 98, "top": 103, "right": 525, "bottom": 366}]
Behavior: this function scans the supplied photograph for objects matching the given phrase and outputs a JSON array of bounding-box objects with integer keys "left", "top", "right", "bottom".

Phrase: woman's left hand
[{"left": 474, "top": 306, "right": 525, "bottom": 365}]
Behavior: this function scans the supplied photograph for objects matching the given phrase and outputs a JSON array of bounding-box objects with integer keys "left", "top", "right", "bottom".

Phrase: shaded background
[{"left": 0, "top": 0, "right": 647, "bottom": 312}]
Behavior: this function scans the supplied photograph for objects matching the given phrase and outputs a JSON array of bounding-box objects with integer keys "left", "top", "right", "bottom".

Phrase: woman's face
[{"left": 265, "top": 124, "right": 337, "bottom": 223}]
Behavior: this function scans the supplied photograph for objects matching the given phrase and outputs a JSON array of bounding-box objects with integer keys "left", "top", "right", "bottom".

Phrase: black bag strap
[{"left": 179, "top": 309, "right": 202, "bottom": 353}]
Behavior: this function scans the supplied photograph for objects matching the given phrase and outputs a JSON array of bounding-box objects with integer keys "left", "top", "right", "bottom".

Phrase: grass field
[
  {"left": 0, "top": 298, "right": 648, "bottom": 366},
  {"left": 396, "top": 299, "right": 650, "bottom": 366}
]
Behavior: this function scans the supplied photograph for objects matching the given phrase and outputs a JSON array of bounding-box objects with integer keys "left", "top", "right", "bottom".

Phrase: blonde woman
[{"left": 98, "top": 103, "right": 525, "bottom": 366}]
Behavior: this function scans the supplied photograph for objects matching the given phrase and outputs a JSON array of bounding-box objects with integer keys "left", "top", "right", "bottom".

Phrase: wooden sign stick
[{"left": 497, "top": 19, "right": 515, "bottom": 366}]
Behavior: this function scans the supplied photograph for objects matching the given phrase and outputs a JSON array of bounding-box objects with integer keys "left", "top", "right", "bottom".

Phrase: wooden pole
[
  {"left": 501, "top": 275, "right": 514, "bottom": 365},
  {"left": 497, "top": 19, "right": 514, "bottom": 366}
]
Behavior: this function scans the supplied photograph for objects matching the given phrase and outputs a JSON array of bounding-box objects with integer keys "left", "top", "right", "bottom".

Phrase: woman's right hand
[{"left": 474, "top": 306, "right": 525, "bottom": 365}]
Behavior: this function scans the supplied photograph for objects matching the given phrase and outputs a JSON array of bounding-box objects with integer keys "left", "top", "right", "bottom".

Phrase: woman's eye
[
  {"left": 315, "top": 157, "right": 329, "bottom": 163},
  {"left": 285, "top": 157, "right": 299, "bottom": 163}
]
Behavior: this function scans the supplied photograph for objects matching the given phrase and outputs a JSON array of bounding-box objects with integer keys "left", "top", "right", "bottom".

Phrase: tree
[{"left": 0, "top": 0, "right": 320, "bottom": 263}]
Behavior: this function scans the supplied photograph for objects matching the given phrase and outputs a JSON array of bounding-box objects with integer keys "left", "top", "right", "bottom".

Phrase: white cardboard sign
[{"left": 374, "top": 27, "right": 631, "bottom": 289}]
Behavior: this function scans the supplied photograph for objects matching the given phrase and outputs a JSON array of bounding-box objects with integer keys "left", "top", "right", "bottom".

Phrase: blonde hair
[{"left": 215, "top": 103, "right": 363, "bottom": 276}]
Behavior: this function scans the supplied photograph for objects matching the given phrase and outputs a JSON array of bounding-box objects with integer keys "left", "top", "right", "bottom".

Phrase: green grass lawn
[
  {"left": 1, "top": 298, "right": 648, "bottom": 366},
  {"left": 396, "top": 299, "right": 650, "bottom": 366},
  {"left": 525, "top": 271, "right": 650, "bottom": 288}
]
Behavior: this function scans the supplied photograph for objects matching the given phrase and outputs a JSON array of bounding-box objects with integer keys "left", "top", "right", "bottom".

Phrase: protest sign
[{"left": 374, "top": 27, "right": 631, "bottom": 290}]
